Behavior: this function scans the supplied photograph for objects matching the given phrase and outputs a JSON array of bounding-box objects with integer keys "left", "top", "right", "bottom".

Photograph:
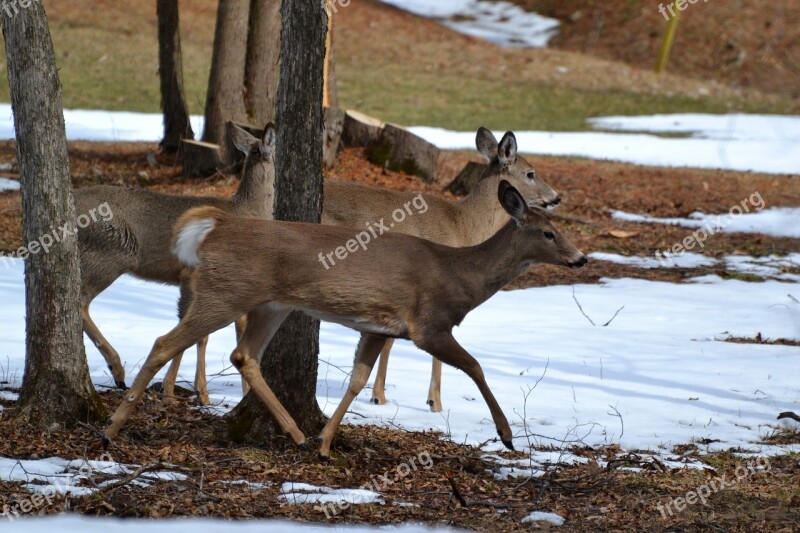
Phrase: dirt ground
[
  {"left": 0, "top": 389, "right": 798, "bottom": 531},
  {"left": 504, "top": 0, "right": 800, "bottom": 98}
]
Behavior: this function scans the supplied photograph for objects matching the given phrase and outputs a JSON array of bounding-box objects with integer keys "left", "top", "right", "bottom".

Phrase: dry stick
[
  {"left": 94, "top": 463, "right": 163, "bottom": 495},
  {"left": 572, "top": 286, "right": 595, "bottom": 326},
  {"left": 445, "top": 470, "right": 519, "bottom": 510},
  {"left": 446, "top": 470, "right": 468, "bottom": 507},
  {"left": 602, "top": 305, "right": 625, "bottom": 327},
  {"left": 549, "top": 212, "right": 595, "bottom": 227}
]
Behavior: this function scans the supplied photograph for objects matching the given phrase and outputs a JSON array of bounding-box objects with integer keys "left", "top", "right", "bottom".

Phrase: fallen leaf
[{"left": 608, "top": 230, "right": 639, "bottom": 238}]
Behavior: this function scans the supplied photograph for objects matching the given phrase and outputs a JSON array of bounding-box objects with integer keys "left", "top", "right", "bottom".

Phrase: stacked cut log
[{"left": 341, "top": 110, "right": 442, "bottom": 183}]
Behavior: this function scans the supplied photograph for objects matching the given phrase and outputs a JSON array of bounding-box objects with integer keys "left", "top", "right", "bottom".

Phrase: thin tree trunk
[
  {"left": 201, "top": 0, "right": 250, "bottom": 146},
  {"left": 324, "top": 4, "right": 337, "bottom": 109},
  {"left": 245, "top": 0, "right": 281, "bottom": 125},
  {"left": 2, "top": 3, "right": 105, "bottom": 427},
  {"left": 227, "top": 0, "right": 327, "bottom": 443},
  {"left": 157, "top": 0, "right": 194, "bottom": 152}
]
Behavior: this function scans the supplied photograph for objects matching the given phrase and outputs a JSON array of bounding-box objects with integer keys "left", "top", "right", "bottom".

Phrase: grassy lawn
[{"left": 0, "top": 0, "right": 796, "bottom": 132}]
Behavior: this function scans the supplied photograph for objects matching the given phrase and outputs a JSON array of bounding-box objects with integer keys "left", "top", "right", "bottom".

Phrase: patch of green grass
[{"left": 337, "top": 68, "right": 797, "bottom": 132}]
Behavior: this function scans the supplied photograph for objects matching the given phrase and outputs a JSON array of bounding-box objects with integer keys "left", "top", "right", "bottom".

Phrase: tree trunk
[
  {"left": 323, "top": 4, "right": 338, "bottom": 109},
  {"left": 2, "top": 3, "right": 105, "bottom": 427},
  {"left": 227, "top": 0, "right": 327, "bottom": 444},
  {"left": 201, "top": 0, "right": 250, "bottom": 146},
  {"left": 245, "top": 0, "right": 281, "bottom": 125},
  {"left": 157, "top": 0, "right": 194, "bottom": 152}
]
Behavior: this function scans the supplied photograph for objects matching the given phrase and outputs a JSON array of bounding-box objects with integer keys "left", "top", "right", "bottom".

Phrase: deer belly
[{"left": 299, "top": 308, "right": 409, "bottom": 338}]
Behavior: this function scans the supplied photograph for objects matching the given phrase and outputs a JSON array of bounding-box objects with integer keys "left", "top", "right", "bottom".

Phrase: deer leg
[
  {"left": 234, "top": 315, "right": 248, "bottom": 341},
  {"left": 427, "top": 358, "right": 443, "bottom": 412},
  {"left": 319, "top": 333, "right": 387, "bottom": 458},
  {"left": 229, "top": 304, "right": 306, "bottom": 444},
  {"left": 161, "top": 349, "right": 185, "bottom": 405},
  {"left": 104, "top": 308, "right": 239, "bottom": 443},
  {"left": 194, "top": 335, "right": 210, "bottom": 405},
  {"left": 370, "top": 337, "right": 393, "bottom": 405},
  {"left": 81, "top": 301, "right": 127, "bottom": 389},
  {"left": 414, "top": 331, "right": 514, "bottom": 450},
  {"left": 235, "top": 315, "right": 251, "bottom": 395}
]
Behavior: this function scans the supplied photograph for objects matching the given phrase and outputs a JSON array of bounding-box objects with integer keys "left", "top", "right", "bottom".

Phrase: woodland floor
[{"left": 0, "top": 389, "right": 798, "bottom": 532}]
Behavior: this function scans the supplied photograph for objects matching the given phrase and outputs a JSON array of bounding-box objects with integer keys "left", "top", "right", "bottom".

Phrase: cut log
[
  {"left": 370, "top": 123, "right": 441, "bottom": 183},
  {"left": 341, "top": 109, "right": 384, "bottom": 147},
  {"left": 323, "top": 107, "right": 345, "bottom": 169},
  {"left": 181, "top": 139, "right": 222, "bottom": 177},
  {"left": 445, "top": 161, "right": 488, "bottom": 196}
]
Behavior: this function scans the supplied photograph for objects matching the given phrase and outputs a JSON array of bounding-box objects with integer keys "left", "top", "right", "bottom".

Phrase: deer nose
[
  {"left": 551, "top": 196, "right": 561, "bottom": 206},
  {"left": 570, "top": 255, "right": 588, "bottom": 269}
]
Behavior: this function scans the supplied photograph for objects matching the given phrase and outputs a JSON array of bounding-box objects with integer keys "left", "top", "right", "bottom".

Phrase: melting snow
[{"left": 377, "top": 0, "right": 560, "bottom": 48}]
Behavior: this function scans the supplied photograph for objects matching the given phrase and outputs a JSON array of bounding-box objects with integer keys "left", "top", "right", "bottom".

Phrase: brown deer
[
  {"left": 75, "top": 122, "right": 275, "bottom": 397},
  {"left": 102, "top": 180, "right": 586, "bottom": 457},
  {"left": 165, "top": 127, "right": 561, "bottom": 409}
]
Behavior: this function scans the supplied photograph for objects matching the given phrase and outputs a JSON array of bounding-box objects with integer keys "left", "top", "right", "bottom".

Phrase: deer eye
[
  {"left": 526, "top": 171, "right": 536, "bottom": 180},
  {"left": 544, "top": 231, "right": 555, "bottom": 241}
]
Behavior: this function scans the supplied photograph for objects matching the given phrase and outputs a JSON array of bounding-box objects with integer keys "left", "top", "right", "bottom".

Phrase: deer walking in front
[
  {"left": 75, "top": 123, "right": 275, "bottom": 400},
  {"left": 165, "top": 127, "right": 561, "bottom": 411},
  {"left": 102, "top": 180, "right": 586, "bottom": 457}
]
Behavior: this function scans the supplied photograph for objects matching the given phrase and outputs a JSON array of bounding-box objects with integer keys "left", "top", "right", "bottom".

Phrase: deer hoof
[
  {"left": 115, "top": 380, "right": 128, "bottom": 390},
  {"left": 501, "top": 438, "right": 515, "bottom": 451},
  {"left": 101, "top": 436, "right": 111, "bottom": 451}
]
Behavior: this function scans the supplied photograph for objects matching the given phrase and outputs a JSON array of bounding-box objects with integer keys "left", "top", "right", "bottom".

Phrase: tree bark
[
  {"left": 201, "top": 0, "right": 250, "bottom": 146},
  {"left": 245, "top": 0, "right": 281, "bottom": 125},
  {"left": 157, "top": 0, "right": 194, "bottom": 152},
  {"left": 227, "top": 0, "right": 327, "bottom": 444},
  {"left": 323, "top": 4, "right": 338, "bottom": 109},
  {"left": 2, "top": 3, "right": 105, "bottom": 427}
]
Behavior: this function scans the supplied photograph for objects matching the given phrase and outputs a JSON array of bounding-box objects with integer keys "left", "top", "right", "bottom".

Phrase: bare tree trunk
[
  {"left": 324, "top": 5, "right": 338, "bottom": 109},
  {"left": 201, "top": 0, "right": 250, "bottom": 146},
  {"left": 245, "top": 0, "right": 281, "bottom": 125},
  {"left": 2, "top": 3, "right": 105, "bottom": 427},
  {"left": 157, "top": 0, "right": 194, "bottom": 152},
  {"left": 227, "top": 0, "right": 327, "bottom": 443}
]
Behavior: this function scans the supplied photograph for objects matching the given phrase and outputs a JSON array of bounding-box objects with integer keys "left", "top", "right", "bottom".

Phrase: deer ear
[
  {"left": 228, "top": 122, "right": 258, "bottom": 155},
  {"left": 475, "top": 127, "right": 498, "bottom": 160},
  {"left": 497, "top": 131, "right": 517, "bottom": 166},
  {"left": 498, "top": 179, "right": 528, "bottom": 222},
  {"left": 260, "top": 123, "right": 276, "bottom": 158}
]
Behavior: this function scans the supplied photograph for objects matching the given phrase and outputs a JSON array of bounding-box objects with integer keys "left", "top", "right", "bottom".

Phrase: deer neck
[
  {"left": 454, "top": 174, "right": 510, "bottom": 245},
  {"left": 449, "top": 221, "right": 528, "bottom": 308},
  {"left": 232, "top": 159, "right": 274, "bottom": 215}
]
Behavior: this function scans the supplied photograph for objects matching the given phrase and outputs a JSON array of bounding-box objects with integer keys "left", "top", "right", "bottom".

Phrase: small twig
[
  {"left": 549, "top": 212, "right": 595, "bottom": 227},
  {"left": 94, "top": 463, "right": 162, "bottom": 495},
  {"left": 446, "top": 470, "right": 468, "bottom": 508},
  {"left": 607, "top": 404, "right": 624, "bottom": 440},
  {"left": 572, "top": 287, "right": 596, "bottom": 326},
  {"left": 602, "top": 305, "right": 625, "bottom": 327}
]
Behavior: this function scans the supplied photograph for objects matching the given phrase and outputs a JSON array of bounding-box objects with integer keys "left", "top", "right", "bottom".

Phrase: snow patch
[
  {"left": 0, "top": 177, "right": 19, "bottom": 192},
  {"left": 522, "top": 511, "right": 565, "bottom": 526},
  {"left": 611, "top": 208, "right": 800, "bottom": 238},
  {"left": 279, "top": 482, "right": 383, "bottom": 506},
  {"left": 377, "top": 0, "right": 559, "bottom": 48}
]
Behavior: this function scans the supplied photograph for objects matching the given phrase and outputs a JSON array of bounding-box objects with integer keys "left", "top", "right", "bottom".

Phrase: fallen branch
[
  {"left": 94, "top": 463, "right": 163, "bottom": 495},
  {"left": 777, "top": 411, "right": 800, "bottom": 423}
]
